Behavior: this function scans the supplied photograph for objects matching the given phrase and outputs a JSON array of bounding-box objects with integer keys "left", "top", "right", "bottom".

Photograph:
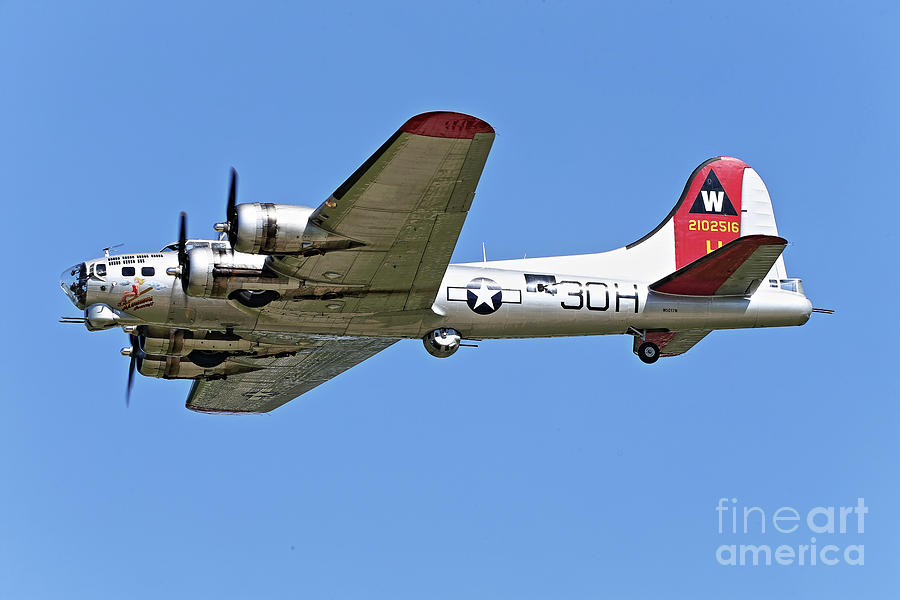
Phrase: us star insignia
[{"left": 447, "top": 277, "right": 522, "bottom": 315}]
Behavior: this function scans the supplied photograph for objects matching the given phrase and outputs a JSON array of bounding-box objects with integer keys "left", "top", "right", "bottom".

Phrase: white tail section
[
  {"left": 740, "top": 167, "right": 787, "bottom": 280},
  {"left": 474, "top": 157, "right": 789, "bottom": 284}
]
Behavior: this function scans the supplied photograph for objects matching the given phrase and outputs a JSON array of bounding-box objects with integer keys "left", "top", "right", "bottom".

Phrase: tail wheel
[{"left": 637, "top": 341, "right": 660, "bottom": 364}]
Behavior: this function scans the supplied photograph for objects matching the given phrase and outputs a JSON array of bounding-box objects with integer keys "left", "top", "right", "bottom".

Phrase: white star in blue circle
[{"left": 466, "top": 277, "right": 503, "bottom": 315}]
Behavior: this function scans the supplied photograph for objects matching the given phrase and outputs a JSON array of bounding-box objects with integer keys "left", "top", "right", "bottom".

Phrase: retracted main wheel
[
  {"left": 229, "top": 289, "right": 280, "bottom": 308},
  {"left": 187, "top": 350, "right": 228, "bottom": 368},
  {"left": 637, "top": 341, "right": 660, "bottom": 364}
]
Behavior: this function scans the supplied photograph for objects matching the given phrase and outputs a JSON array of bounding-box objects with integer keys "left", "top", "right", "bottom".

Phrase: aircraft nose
[{"left": 60, "top": 262, "right": 88, "bottom": 309}]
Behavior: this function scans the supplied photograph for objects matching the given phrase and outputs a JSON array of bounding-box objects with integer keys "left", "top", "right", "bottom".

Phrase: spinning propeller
[
  {"left": 175, "top": 211, "right": 188, "bottom": 292},
  {"left": 214, "top": 168, "right": 238, "bottom": 246},
  {"left": 120, "top": 333, "right": 143, "bottom": 407},
  {"left": 165, "top": 211, "right": 191, "bottom": 317},
  {"left": 226, "top": 167, "right": 237, "bottom": 245}
]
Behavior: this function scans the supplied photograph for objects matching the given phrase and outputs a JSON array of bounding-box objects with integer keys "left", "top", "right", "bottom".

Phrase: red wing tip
[{"left": 401, "top": 111, "right": 494, "bottom": 139}]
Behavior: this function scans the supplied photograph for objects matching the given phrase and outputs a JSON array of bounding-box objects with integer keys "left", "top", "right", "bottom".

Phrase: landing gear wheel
[
  {"left": 229, "top": 289, "right": 280, "bottom": 308},
  {"left": 637, "top": 341, "right": 660, "bottom": 364}
]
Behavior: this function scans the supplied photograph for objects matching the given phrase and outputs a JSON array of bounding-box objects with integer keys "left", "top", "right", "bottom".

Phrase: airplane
[{"left": 59, "top": 111, "right": 829, "bottom": 414}]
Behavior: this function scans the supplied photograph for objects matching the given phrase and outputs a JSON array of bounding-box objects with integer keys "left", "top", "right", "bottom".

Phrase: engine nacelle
[
  {"left": 137, "top": 326, "right": 300, "bottom": 358},
  {"left": 138, "top": 326, "right": 256, "bottom": 356},
  {"left": 136, "top": 352, "right": 262, "bottom": 380},
  {"left": 423, "top": 328, "right": 462, "bottom": 358},
  {"left": 183, "top": 244, "right": 291, "bottom": 299},
  {"left": 232, "top": 203, "right": 331, "bottom": 254}
]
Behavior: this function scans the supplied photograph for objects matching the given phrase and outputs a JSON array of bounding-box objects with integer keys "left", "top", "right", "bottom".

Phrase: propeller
[
  {"left": 177, "top": 211, "right": 188, "bottom": 293},
  {"left": 164, "top": 212, "right": 191, "bottom": 317},
  {"left": 227, "top": 167, "right": 237, "bottom": 243},
  {"left": 215, "top": 168, "right": 238, "bottom": 246},
  {"left": 121, "top": 333, "right": 143, "bottom": 407}
]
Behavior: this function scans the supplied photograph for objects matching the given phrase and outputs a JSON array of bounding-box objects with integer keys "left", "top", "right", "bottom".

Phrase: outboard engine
[
  {"left": 215, "top": 202, "right": 360, "bottom": 256},
  {"left": 135, "top": 352, "right": 262, "bottom": 380},
  {"left": 228, "top": 204, "right": 328, "bottom": 254}
]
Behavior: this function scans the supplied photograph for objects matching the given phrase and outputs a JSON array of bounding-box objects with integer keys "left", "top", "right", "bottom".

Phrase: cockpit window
[
  {"left": 780, "top": 280, "right": 797, "bottom": 292},
  {"left": 141, "top": 266, "right": 155, "bottom": 276},
  {"left": 777, "top": 278, "right": 804, "bottom": 294},
  {"left": 122, "top": 266, "right": 135, "bottom": 276}
]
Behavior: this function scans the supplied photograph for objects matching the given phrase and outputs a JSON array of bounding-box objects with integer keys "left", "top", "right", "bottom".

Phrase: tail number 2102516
[{"left": 688, "top": 219, "right": 739, "bottom": 233}]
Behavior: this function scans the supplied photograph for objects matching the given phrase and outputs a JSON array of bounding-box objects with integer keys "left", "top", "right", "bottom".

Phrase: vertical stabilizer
[{"left": 625, "top": 156, "right": 788, "bottom": 280}]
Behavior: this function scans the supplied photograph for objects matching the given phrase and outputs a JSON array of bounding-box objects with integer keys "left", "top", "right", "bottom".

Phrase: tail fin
[{"left": 628, "top": 156, "right": 787, "bottom": 280}]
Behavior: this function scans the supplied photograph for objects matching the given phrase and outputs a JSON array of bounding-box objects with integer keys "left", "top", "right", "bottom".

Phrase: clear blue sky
[{"left": 2, "top": 1, "right": 897, "bottom": 598}]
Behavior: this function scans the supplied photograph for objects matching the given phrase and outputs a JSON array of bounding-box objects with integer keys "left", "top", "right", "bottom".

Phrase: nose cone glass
[{"left": 60, "top": 262, "right": 88, "bottom": 309}]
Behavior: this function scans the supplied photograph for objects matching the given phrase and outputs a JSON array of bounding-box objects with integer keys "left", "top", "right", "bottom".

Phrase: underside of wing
[
  {"left": 269, "top": 111, "right": 495, "bottom": 313},
  {"left": 185, "top": 336, "right": 398, "bottom": 414},
  {"left": 650, "top": 235, "right": 787, "bottom": 297}
]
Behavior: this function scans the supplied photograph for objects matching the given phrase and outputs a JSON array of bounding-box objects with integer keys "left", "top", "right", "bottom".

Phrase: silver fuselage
[{"left": 67, "top": 245, "right": 811, "bottom": 341}]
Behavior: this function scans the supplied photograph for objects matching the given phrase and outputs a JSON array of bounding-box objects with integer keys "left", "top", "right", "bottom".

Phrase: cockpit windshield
[{"left": 60, "top": 262, "right": 88, "bottom": 309}]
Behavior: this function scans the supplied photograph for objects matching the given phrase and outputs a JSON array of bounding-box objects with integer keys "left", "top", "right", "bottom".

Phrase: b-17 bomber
[{"left": 59, "top": 111, "right": 827, "bottom": 413}]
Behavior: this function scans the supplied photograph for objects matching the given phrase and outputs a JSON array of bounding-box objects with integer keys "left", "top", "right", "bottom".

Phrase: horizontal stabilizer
[{"left": 650, "top": 234, "right": 787, "bottom": 296}]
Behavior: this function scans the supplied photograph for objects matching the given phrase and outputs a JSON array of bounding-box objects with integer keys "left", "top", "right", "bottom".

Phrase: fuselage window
[
  {"left": 96, "top": 264, "right": 107, "bottom": 277},
  {"left": 122, "top": 266, "right": 135, "bottom": 276},
  {"left": 141, "top": 266, "right": 155, "bottom": 276}
]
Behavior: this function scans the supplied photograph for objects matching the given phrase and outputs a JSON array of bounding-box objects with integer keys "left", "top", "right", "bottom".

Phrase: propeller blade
[
  {"left": 125, "top": 333, "right": 139, "bottom": 407},
  {"left": 126, "top": 355, "right": 135, "bottom": 407},
  {"left": 226, "top": 168, "right": 238, "bottom": 246},
  {"left": 177, "top": 212, "right": 189, "bottom": 293},
  {"left": 177, "top": 211, "right": 187, "bottom": 266},
  {"left": 213, "top": 169, "right": 238, "bottom": 239},
  {"left": 227, "top": 168, "right": 237, "bottom": 222}
]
